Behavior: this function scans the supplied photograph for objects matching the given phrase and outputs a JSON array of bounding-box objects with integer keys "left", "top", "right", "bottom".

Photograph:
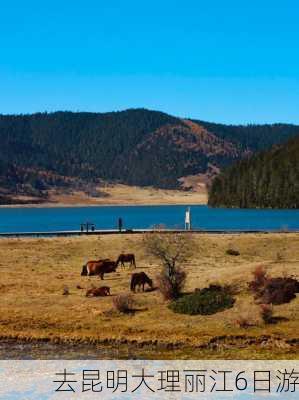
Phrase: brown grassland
[
  {"left": 1, "top": 184, "right": 207, "bottom": 208},
  {"left": 0, "top": 233, "right": 298, "bottom": 359}
]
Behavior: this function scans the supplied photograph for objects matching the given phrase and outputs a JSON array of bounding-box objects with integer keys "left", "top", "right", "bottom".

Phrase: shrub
[
  {"left": 248, "top": 265, "right": 268, "bottom": 294},
  {"left": 157, "top": 267, "right": 186, "bottom": 300},
  {"left": 226, "top": 248, "right": 240, "bottom": 256},
  {"left": 235, "top": 316, "right": 252, "bottom": 328},
  {"left": 260, "top": 277, "right": 299, "bottom": 305},
  {"left": 260, "top": 304, "right": 273, "bottom": 324},
  {"left": 62, "top": 286, "right": 69, "bottom": 295},
  {"left": 169, "top": 285, "right": 235, "bottom": 315},
  {"left": 113, "top": 294, "right": 134, "bottom": 314},
  {"left": 249, "top": 265, "right": 299, "bottom": 305}
]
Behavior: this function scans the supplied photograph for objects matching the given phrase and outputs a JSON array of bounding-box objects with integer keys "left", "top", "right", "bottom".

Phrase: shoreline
[
  {"left": 0, "top": 183, "right": 208, "bottom": 208},
  {"left": 1, "top": 334, "right": 298, "bottom": 360},
  {"left": 0, "top": 201, "right": 206, "bottom": 209},
  {"left": 1, "top": 202, "right": 298, "bottom": 210},
  {"left": 0, "top": 230, "right": 298, "bottom": 239}
]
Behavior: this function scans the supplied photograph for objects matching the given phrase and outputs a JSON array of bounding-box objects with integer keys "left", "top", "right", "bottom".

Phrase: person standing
[
  {"left": 185, "top": 207, "right": 191, "bottom": 230},
  {"left": 118, "top": 217, "right": 123, "bottom": 232}
]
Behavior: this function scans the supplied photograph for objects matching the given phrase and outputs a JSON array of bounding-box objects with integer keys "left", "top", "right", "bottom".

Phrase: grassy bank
[
  {"left": 0, "top": 233, "right": 298, "bottom": 359},
  {"left": 0, "top": 183, "right": 207, "bottom": 207}
]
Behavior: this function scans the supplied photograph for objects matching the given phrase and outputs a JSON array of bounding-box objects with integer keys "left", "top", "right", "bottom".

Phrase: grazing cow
[
  {"left": 81, "top": 259, "right": 106, "bottom": 276},
  {"left": 86, "top": 286, "right": 111, "bottom": 297},
  {"left": 130, "top": 272, "right": 153, "bottom": 292},
  {"left": 81, "top": 259, "right": 117, "bottom": 280},
  {"left": 116, "top": 253, "right": 136, "bottom": 268}
]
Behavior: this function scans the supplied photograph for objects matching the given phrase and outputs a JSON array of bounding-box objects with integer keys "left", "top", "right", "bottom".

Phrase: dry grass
[
  {"left": 0, "top": 233, "right": 298, "bottom": 359},
  {"left": 97, "top": 184, "right": 207, "bottom": 205},
  {"left": 1, "top": 184, "right": 207, "bottom": 208}
]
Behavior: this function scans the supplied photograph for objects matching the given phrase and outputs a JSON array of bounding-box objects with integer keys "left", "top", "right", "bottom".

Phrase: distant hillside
[
  {"left": 1, "top": 108, "right": 299, "bottom": 203},
  {"left": 194, "top": 120, "right": 299, "bottom": 152},
  {"left": 208, "top": 136, "right": 299, "bottom": 208}
]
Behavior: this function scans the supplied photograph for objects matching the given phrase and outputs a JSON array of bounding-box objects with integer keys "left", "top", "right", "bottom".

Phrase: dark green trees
[
  {"left": 0, "top": 108, "right": 299, "bottom": 195},
  {"left": 208, "top": 137, "right": 299, "bottom": 209}
]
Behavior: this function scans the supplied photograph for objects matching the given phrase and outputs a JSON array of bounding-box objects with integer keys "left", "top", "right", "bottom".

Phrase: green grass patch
[{"left": 169, "top": 286, "right": 235, "bottom": 315}]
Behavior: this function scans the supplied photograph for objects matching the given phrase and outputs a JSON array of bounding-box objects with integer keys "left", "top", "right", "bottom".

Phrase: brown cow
[
  {"left": 116, "top": 253, "right": 136, "bottom": 268},
  {"left": 86, "top": 286, "right": 111, "bottom": 297},
  {"left": 81, "top": 259, "right": 117, "bottom": 280},
  {"left": 130, "top": 272, "right": 153, "bottom": 292}
]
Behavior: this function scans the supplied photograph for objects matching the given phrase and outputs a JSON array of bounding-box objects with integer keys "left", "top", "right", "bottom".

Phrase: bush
[
  {"left": 62, "top": 286, "right": 70, "bottom": 295},
  {"left": 157, "top": 267, "right": 186, "bottom": 300},
  {"left": 260, "top": 304, "right": 273, "bottom": 324},
  {"left": 260, "top": 277, "right": 299, "bottom": 305},
  {"left": 235, "top": 315, "right": 253, "bottom": 328},
  {"left": 249, "top": 265, "right": 299, "bottom": 305},
  {"left": 249, "top": 265, "right": 268, "bottom": 294},
  {"left": 226, "top": 248, "right": 240, "bottom": 256},
  {"left": 113, "top": 294, "right": 134, "bottom": 314},
  {"left": 169, "top": 285, "right": 235, "bottom": 315}
]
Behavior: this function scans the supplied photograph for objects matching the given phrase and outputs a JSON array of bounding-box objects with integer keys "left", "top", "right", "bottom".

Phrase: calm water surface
[{"left": 0, "top": 205, "right": 299, "bottom": 233}]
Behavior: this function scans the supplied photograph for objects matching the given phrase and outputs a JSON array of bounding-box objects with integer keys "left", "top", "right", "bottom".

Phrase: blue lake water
[{"left": 0, "top": 205, "right": 299, "bottom": 233}]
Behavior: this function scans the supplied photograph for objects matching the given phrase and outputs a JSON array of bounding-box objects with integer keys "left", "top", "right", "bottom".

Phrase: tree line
[{"left": 208, "top": 136, "right": 299, "bottom": 208}]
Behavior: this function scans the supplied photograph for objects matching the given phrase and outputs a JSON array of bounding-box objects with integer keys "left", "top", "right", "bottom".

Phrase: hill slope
[
  {"left": 208, "top": 136, "right": 299, "bottom": 208},
  {"left": 1, "top": 108, "right": 299, "bottom": 203}
]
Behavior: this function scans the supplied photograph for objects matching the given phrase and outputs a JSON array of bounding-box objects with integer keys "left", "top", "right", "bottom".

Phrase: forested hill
[
  {"left": 194, "top": 120, "right": 299, "bottom": 152},
  {"left": 208, "top": 136, "right": 299, "bottom": 209},
  {"left": 1, "top": 108, "right": 299, "bottom": 202}
]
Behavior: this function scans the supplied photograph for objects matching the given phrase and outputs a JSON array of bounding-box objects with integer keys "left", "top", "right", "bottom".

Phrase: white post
[{"left": 185, "top": 207, "right": 191, "bottom": 230}]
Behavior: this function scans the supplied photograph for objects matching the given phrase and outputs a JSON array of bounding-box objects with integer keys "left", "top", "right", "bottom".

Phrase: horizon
[
  {"left": 1, "top": 1, "right": 299, "bottom": 124},
  {"left": 0, "top": 107, "right": 299, "bottom": 127}
]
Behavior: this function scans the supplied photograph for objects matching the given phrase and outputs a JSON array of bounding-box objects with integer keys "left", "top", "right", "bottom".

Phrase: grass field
[
  {"left": 1, "top": 183, "right": 207, "bottom": 207},
  {"left": 0, "top": 233, "right": 298, "bottom": 359}
]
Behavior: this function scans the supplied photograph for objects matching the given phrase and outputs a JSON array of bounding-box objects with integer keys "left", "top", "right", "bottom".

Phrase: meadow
[{"left": 0, "top": 233, "right": 298, "bottom": 359}]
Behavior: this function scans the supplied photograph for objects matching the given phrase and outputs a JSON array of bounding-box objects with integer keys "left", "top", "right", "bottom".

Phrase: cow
[
  {"left": 116, "top": 253, "right": 136, "bottom": 268},
  {"left": 85, "top": 286, "right": 111, "bottom": 297},
  {"left": 81, "top": 259, "right": 117, "bottom": 280},
  {"left": 130, "top": 272, "right": 153, "bottom": 292}
]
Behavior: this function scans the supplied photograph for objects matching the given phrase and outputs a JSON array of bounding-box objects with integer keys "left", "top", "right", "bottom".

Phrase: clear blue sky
[{"left": 0, "top": 1, "right": 298, "bottom": 124}]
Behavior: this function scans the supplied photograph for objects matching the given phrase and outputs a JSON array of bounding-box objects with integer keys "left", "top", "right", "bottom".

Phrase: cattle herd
[{"left": 80, "top": 253, "right": 153, "bottom": 297}]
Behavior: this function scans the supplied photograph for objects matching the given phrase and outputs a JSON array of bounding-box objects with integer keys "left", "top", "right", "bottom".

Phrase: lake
[{"left": 0, "top": 205, "right": 299, "bottom": 233}]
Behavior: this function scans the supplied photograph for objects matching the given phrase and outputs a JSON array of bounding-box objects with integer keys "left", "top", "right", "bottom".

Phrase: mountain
[
  {"left": 208, "top": 136, "right": 299, "bottom": 208},
  {"left": 0, "top": 108, "right": 299, "bottom": 203}
]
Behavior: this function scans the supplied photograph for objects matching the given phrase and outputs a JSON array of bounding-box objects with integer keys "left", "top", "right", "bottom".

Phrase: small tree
[
  {"left": 143, "top": 229, "right": 195, "bottom": 299},
  {"left": 249, "top": 265, "right": 268, "bottom": 295}
]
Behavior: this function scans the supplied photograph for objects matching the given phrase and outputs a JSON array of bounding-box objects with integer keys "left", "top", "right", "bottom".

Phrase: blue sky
[{"left": 0, "top": 0, "right": 298, "bottom": 123}]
